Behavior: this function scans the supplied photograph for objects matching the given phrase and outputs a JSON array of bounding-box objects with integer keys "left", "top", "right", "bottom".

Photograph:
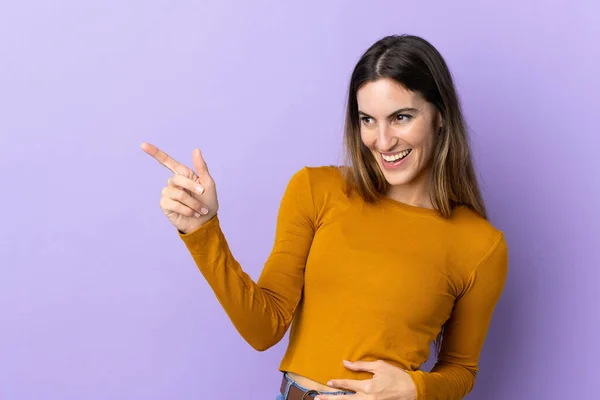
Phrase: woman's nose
[{"left": 377, "top": 126, "right": 397, "bottom": 151}]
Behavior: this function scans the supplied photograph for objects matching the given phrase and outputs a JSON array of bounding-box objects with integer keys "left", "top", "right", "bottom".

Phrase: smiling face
[{"left": 357, "top": 78, "right": 442, "bottom": 204}]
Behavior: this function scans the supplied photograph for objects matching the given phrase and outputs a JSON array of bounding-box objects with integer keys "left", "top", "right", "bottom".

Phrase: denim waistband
[{"left": 280, "top": 372, "right": 353, "bottom": 398}]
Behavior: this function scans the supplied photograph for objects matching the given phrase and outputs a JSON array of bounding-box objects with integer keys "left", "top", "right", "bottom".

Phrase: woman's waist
[
  {"left": 279, "top": 349, "right": 421, "bottom": 392},
  {"left": 282, "top": 326, "right": 427, "bottom": 369},
  {"left": 279, "top": 371, "right": 355, "bottom": 399},
  {"left": 285, "top": 371, "right": 342, "bottom": 393}
]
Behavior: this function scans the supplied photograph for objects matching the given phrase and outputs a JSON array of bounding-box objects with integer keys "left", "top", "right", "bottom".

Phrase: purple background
[{"left": 1, "top": 1, "right": 598, "bottom": 399}]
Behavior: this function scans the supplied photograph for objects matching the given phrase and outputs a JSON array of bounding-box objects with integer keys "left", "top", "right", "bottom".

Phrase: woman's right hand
[{"left": 141, "top": 142, "right": 219, "bottom": 234}]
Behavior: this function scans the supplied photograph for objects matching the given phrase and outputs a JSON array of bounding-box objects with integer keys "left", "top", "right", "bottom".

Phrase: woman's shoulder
[
  {"left": 288, "top": 165, "right": 347, "bottom": 193},
  {"left": 450, "top": 206, "right": 507, "bottom": 259},
  {"left": 302, "top": 165, "right": 346, "bottom": 184},
  {"left": 452, "top": 206, "right": 502, "bottom": 232},
  {"left": 289, "top": 165, "right": 348, "bottom": 213}
]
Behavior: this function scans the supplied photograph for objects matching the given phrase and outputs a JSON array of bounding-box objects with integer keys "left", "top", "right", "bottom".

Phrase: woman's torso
[{"left": 276, "top": 166, "right": 500, "bottom": 387}]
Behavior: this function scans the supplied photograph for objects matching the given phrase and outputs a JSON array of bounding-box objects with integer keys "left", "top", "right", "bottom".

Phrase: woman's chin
[
  {"left": 379, "top": 167, "right": 413, "bottom": 187},
  {"left": 379, "top": 162, "right": 429, "bottom": 189}
]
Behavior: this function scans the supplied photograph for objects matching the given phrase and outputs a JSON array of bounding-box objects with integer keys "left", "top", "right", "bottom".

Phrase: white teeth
[{"left": 381, "top": 149, "right": 411, "bottom": 162}]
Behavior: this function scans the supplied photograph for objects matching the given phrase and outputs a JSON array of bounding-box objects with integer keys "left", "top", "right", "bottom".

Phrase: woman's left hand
[{"left": 315, "top": 360, "right": 417, "bottom": 400}]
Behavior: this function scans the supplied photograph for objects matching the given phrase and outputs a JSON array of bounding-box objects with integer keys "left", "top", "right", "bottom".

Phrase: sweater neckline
[{"left": 378, "top": 194, "right": 442, "bottom": 217}]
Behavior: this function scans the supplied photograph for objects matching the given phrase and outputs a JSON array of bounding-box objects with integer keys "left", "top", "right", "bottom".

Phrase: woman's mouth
[{"left": 380, "top": 149, "right": 412, "bottom": 169}]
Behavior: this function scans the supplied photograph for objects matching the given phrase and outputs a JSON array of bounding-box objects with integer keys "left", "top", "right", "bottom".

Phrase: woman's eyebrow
[{"left": 358, "top": 107, "right": 420, "bottom": 118}]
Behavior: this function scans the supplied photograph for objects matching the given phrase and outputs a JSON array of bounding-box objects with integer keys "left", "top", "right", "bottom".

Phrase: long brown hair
[{"left": 341, "top": 34, "right": 488, "bottom": 355}]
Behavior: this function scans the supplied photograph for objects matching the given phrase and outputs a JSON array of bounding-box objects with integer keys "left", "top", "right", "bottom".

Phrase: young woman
[{"left": 141, "top": 34, "right": 508, "bottom": 400}]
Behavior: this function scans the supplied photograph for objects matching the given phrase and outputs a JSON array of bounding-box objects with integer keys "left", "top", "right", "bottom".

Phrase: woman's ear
[{"left": 436, "top": 112, "right": 444, "bottom": 134}]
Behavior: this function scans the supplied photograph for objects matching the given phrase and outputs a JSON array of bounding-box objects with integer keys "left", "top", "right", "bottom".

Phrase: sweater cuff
[
  {"left": 406, "top": 370, "right": 426, "bottom": 400},
  {"left": 178, "top": 214, "right": 221, "bottom": 253}
]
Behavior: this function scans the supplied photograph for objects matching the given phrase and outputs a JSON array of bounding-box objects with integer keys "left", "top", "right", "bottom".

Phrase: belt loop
[{"left": 283, "top": 373, "right": 292, "bottom": 399}]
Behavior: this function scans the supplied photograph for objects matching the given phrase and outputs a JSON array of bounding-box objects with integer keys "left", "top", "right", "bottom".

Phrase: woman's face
[{"left": 357, "top": 78, "right": 441, "bottom": 189}]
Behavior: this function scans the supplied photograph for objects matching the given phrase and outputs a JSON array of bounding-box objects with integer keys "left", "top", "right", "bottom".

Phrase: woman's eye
[
  {"left": 395, "top": 114, "right": 411, "bottom": 122},
  {"left": 361, "top": 117, "right": 374, "bottom": 125}
]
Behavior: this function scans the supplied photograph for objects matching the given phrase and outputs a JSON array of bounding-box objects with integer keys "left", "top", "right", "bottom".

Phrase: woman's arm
[
  {"left": 406, "top": 234, "right": 509, "bottom": 399},
  {"left": 178, "top": 167, "right": 316, "bottom": 351}
]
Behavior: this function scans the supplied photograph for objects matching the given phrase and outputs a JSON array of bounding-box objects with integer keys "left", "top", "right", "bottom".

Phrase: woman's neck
[{"left": 385, "top": 172, "right": 433, "bottom": 209}]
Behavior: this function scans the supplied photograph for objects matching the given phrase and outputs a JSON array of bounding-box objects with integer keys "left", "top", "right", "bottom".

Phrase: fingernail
[
  {"left": 200, "top": 207, "right": 208, "bottom": 215},
  {"left": 194, "top": 212, "right": 201, "bottom": 218},
  {"left": 195, "top": 185, "right": 204, "bottom": 194},
  {"left": 327, "top": 381, "right": 332, "bottom": 386}
]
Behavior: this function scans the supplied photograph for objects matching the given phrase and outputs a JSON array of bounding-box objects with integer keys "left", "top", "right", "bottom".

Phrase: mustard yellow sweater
[{"left": 179, "top": 166, "right": 508, "bottom": 399}]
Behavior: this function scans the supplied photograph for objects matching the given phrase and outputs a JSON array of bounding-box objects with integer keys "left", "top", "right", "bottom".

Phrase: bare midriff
[{"left": 286, "top": 372, "right": 339, "bottom": 392}]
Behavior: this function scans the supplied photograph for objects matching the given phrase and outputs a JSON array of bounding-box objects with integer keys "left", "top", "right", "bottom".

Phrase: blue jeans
[{"left": 277, "top": 372, "right": 353, "bottom": 399}]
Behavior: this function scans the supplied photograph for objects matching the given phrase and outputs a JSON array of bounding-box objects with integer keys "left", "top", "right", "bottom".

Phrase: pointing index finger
[{"left": 140, "top": 142, "right": 189, "bottom": 176}]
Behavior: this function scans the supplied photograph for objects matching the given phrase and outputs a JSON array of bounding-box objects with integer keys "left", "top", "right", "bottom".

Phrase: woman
[{"left": 141, "top": 34, "right": 508, "bottom": 400}]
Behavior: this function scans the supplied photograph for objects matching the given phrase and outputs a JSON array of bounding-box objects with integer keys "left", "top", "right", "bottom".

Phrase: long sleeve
[
  {"left": 178, "top": 167, "right": 316, "bottom": 351},
  {"left": 406, "top": 233, "right": 509, "bottom": 399}
]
